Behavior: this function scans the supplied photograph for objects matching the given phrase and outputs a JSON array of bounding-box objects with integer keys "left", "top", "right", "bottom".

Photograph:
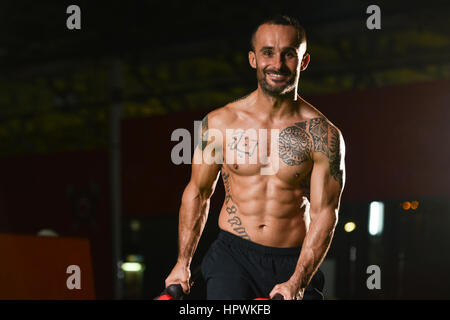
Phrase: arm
[
  {"left": 165, "top": 115, "right": 222, "bottom": 293},
  {"left": 271, "top": 121, "right": 346, "bottom": 300}
]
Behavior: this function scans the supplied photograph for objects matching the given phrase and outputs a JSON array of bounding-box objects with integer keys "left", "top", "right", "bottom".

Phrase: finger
[
  {"left": 272, "top": 293, "right": 284, "bottom": 300},
  {"left": 272, "top": 287, "right": 292, "bottom": 300},
  {"left": 269, "top": 287, "right": 278, "bottom": 299},
  {"left": 295, "top": 292, "right": 304, "bottom": 300},
  {"left": 181, "top": 280, "right": 190, "bottom": 294},
  {"left": 269, "top": 286, "right": 284, "bottom": 299},
  {"left": 165, "top": 283, "right": 184, "bottom": 299},
  {"left": 166, "top": 280, "right": 188, "bottom": 295}
]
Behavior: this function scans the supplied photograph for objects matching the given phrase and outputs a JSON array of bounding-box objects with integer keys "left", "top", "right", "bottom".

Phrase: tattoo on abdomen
[
  {"left": 221, "top": 170, "right": 251, "bottom": 240},
  {"left": 279, "top": 122, "right": 311, "bottom": 166}
]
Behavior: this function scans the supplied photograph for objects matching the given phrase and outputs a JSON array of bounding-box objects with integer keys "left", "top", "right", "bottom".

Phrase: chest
[{"left": 221, "top": 125, "right": 313, "bottom": 185}]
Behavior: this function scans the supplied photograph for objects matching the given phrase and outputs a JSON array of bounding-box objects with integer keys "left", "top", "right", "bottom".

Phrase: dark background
[{"left": 0, "top": 0, "right": 449, "bottom": 299}]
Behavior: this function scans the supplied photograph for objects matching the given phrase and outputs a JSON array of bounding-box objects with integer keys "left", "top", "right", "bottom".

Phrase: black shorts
[{"left": 201, "top": 229, "right": 325, "bottom": 300}]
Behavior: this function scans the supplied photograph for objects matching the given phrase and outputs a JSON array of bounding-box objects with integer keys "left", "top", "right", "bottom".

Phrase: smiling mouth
[{"left": 265, "top": 72, "right": 289, "bottom": 82}]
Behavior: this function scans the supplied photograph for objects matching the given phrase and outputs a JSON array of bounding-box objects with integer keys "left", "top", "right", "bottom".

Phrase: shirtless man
[{"left": 165, "top": 15, "right": 346, "bottom": 300}]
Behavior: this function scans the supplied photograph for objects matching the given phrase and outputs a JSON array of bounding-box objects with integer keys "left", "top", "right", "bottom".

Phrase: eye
[
  {"left": 285, "top": 51, "right": 297, "bottom": 58},
  {"left": 262, "top": 50, "right": 273, "bottom": 56}
]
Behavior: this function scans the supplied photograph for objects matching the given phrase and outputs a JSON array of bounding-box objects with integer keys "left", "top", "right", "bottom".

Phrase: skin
[{"left": 165, "top": 23, "right": 346, "bottom": 300}]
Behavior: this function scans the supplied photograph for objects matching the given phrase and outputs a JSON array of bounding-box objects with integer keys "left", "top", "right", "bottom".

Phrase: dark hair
[{"left": 250, "top": 14, "right": 306, "bottom": 51}]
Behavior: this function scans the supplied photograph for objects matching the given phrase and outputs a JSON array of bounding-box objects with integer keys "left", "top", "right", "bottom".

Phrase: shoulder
[
  {"left": 298, "top": 103, "right": 345, "bottom": 185},
  {"left": 284, "top": 99, "right": 345, "bottom": 159},
  {"left": 306, "top": 117, "right": 345, "bottom": 162},
  {"left": 201, "top": 92, "right": 253, "bottom": 130},
  {"left": 298, "top": 98, "right": 344, "bottom": 143},
  {"left": 307, "top": 117, "right": 343, "bottom": 142}
]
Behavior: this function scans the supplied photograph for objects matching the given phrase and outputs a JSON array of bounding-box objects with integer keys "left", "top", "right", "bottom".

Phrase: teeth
[{"left": 268, "top": 73, "right": 284, "bottom": 78}]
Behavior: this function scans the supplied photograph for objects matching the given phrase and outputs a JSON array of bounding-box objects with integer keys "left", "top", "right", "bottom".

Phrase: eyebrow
[{"left": 259, "top": 46, "right": 298, "bottom": 52}]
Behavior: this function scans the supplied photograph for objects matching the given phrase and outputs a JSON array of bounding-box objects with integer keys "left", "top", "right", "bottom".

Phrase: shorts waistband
[{"left": 217, "top": 229, "right": 302, "bottom": 256}]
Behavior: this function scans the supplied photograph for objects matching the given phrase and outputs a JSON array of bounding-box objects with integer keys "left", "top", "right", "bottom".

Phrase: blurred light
[
  {"left": 350, "top": 246, "right": 357, "bottom": 262},
  {"left": 130, "top": 220, "right": 141, "bottom": 231},
  {"left": 411, "top": 201, "right": 419, "bottom": 210},
  {"left": 369, "top": 201, "right": 384, "bottom": 236},
  {"left": 402, "top": 201, "right": 411, "bottom": 210},
  {"left": 37, "top": 229, "right": 59, "bottom": 237},
  {"left": 126, "top": 254, "right": 143, "bottom": 262},
  {"left": 344, "top": 222, "right": 356, "bottom": 233},
  {"left": 121, "top": 262, "right": 143, "bottom": 272}
]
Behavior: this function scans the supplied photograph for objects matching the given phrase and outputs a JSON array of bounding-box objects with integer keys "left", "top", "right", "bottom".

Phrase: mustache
[{"left": 264, "top": 68, "right": 291, "bottom": 76}]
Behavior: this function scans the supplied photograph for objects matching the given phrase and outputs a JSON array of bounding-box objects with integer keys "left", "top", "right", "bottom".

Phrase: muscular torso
[{"left": 212, "top": 94, "right": 327, "bottom": 247}]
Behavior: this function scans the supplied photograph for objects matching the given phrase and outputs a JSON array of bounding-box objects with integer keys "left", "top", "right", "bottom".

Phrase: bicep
[
  {"left": 190, "top": 149, "right": 222, "bottom": 198},
  {"left": 309, "top": 126, "right": 346, "bottom": 215},
  {"left": 189, "top": 116, "right": 222, "bottom": 198}
]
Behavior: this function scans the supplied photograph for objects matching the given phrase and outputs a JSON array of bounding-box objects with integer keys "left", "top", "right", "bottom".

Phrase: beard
[{"left": 256, "top": 64, "right": 298, "bottom": 98}]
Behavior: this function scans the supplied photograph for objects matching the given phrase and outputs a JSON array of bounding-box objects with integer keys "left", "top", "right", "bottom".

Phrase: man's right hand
[{"left": 164, "top": 262, "right": 192, "bottom": 295}]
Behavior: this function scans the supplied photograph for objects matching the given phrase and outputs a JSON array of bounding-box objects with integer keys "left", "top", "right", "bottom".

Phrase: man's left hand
[{"left": 269, "top": 280, "right": 305, "bottom": 300}]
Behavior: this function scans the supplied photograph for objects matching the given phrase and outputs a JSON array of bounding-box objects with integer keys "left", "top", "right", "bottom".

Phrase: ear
[
  {"left": 300, "top": 53, "right": 310, "bottom": 71},
  {"left": 248, "top": 50, "right": 257, "bottom": 69}
]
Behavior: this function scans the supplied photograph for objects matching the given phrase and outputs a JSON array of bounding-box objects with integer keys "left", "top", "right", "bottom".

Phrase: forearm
[
  {"left": 177, "top": 183, "right": 211, "bottom": 267},
  {"left": 290, "top": 209, "right": 337, "bottom": 290}
]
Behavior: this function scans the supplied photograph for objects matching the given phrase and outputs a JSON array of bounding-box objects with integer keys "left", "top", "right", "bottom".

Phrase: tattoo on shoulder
[
  {"left": 309, "top": 118, "right": 329, "bottom": 155},
  {"left": 279, "top": 121, "right": 312, "bottom": 166},
  {"left": 328, "top": 125, "right": 343, "bottom": 187},
  {"left": 294, "top": 121, "right": 307, "bottom": 130},
  {"left": 199, "top": 115, "right": 208, "bottom": 151},
  {"left": 308, "top": 118, "right": 343, "bottom": 187}
]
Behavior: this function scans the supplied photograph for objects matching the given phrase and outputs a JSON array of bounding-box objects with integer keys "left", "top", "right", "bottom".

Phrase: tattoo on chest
[
  {"left": 227, "top": 130, "right": 258, "bottom": 159},
  {"left": 221, "top": 170, "right": 251, "bottom": 240},
  {"left": 279, "top": 118, "right": 343, "bottom": 188},
  {"left": 279, "top": 121, "right": 312, "bottom": 166}
]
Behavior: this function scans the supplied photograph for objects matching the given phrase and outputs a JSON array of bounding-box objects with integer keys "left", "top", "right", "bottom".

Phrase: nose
[{"left": 272, "top": 53, "right": 284, "bottom": 70}]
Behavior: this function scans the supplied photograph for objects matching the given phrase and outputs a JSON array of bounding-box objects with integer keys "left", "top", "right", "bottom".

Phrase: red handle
[
  {"left": 154, "top": 284, "right": 184, "bottom": 300},
  {"left": 253, "top": 293, "right": 284, "bottom": 300}
]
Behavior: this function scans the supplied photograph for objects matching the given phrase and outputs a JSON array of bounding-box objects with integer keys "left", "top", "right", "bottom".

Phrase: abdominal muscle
[{"left": 217, "top": 181, "right": 309, "bottom": 248}]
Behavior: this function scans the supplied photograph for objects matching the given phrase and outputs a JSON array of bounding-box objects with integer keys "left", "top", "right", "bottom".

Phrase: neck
[{"left": 254, "top": 86, "right": 300, "bottom": 120}]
